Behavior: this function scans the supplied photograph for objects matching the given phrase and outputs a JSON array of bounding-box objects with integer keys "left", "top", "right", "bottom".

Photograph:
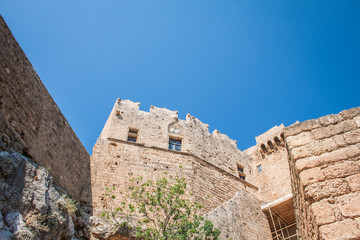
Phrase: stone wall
[
  {"left": 284, "top": 107, "right": 360, "bottom": 239},
  {"left": 0, "top": 16, "right": 91, "bottom": 203},
  {"left": 99, "top": 99, "right": 251, "bottom": 178},
  {"left": 206, "top": 190, "right": 272, "bottom": 240},
  {"left": 91, "top": 138, "right": 257, "bottom": 215},
  {"left": 246, "top": 125, "right": 292, "bottom": 204}
]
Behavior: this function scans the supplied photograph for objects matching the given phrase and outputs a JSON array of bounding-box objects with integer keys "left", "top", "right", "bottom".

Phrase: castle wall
[
  {"left": 284, "top": 107, "right": 360, "bottom": 239},
  {"left": 99, "top": 99, "right": 251, "bottom": 179},
  {"left": 245, "top": 125, "right": 292, "bottom": 204},
  {"left": 206, "top": 190, "right": 272, "bottom": 240},
  {"left": 91, "top": 138, "right": 257, "bottom": 215},
  {"left": 0, "top": 16, "right": 91, "bottom": 203}
]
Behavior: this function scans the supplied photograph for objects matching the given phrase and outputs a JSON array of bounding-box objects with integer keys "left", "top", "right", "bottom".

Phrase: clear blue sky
[{"left": 1, "top": 1, "right": 359, "bottom": 154}]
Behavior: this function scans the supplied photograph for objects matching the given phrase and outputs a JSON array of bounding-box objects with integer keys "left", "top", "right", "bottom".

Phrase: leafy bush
[
  {"left": 61, "top": 195, "right": 77, "bottom": 215},
  {"left": 101, "top": 174, "right": 220, "bottom": 240}
]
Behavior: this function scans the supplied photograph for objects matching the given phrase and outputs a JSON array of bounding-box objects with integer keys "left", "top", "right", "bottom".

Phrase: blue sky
[{"left": 1, "top": 1, "right": 359, "bottom": 153}]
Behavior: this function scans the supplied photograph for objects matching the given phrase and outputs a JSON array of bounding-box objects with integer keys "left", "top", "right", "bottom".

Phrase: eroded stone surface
[
  {"left": 0, "top": 151, "right": 87, "bottom": 240},
  {"left": 285, "top": 108, "right": 360, "bottom": 240}
]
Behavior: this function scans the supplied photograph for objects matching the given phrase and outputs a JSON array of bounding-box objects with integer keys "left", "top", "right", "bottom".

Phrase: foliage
[
  {"left": 101, "top": 174, "right": 220, "bottom": 240},
  {"left": 61, "top": 194, "right": 77, "bottom": 215}
]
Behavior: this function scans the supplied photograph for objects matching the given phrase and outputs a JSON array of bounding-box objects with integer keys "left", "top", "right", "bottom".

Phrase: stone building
[
  {"left": 1, "top": 14, "right": 360, "bottom": 240},
  {"left": 91, "top": 98, "right": 360, "bottom": 240}
]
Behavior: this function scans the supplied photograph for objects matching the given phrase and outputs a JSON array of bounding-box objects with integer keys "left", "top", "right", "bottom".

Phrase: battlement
[
  {"left": 102, "top": 98, "right": 237, "bottom": 145},
  {"left": 98, "top": 98, "right": 248, "bottom": 178}
]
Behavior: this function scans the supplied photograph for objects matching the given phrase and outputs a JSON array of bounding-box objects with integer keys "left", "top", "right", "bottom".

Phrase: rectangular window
[
  {"left": 237, "top": 164, "right": 246, "bottom": 181},
  {"left": 127, "top": 128, "right": 138, "bottom": 143},
  {"left": 127, "top": 136, "right": 137, "bottom": 142},
  {"left": 169, "top": 138, "right": 181, "bottom": 151},
  {"left": 257, "top": 164, "right": 262, "bottom": 173}
]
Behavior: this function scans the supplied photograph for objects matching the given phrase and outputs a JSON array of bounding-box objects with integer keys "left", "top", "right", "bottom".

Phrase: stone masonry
[
  {"left": 245, "top": 124, "right": 292, "bottom": 203},
  {"left": 90, "top": 99, "right": 272, "bottom": 239},
  {"left": 0, "top": 15, "right": 91, "bottom": 204},
  {"left": 284, "top": 107, "right": 360, "bottom": 240}
]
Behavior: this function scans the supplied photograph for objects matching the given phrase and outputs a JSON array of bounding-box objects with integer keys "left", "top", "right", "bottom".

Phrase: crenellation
[{"left": 97, "top": 98, "right": 251, "bottom": 178}]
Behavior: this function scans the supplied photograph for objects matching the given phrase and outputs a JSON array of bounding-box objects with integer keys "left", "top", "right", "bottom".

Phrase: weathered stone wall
[
  {"left": 0, "top": 16, "right": 91, "bottom": 203},
  {"left": 206, "top": 190, "right": 272, "bottom": 240},
  {"left": 99, "top": 99, "right": 251, "bottom": 178},
  {"left": 91, "top": 138, "right": 257, "bottom": 215},
  {"left": 246, "top": 125, "right": 292, "bottom": 204},
  {"left": 284, "top": 107, "right": 360, "bottom": 239}
]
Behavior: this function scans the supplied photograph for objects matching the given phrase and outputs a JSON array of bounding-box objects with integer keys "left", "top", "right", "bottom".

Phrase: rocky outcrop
[{"left": 0, "top": 150, "right": 90, "bottom": 239}]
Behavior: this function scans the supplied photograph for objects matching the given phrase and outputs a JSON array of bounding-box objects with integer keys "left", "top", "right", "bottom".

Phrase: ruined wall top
[{"left": 98, "top": 98, "right": 249, "bottom": 177}]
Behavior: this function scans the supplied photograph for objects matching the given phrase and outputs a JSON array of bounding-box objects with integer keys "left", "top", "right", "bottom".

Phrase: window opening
[
  {"left": 169, "top": 138, "right": 181, "bottom": 151},
  {"left": 237, "top": 164, "right": 246, "bottom": 181},
  {"left": 280, "top": 132, "right": 285, "bottom": 141},
  {"left": 127, "top": 128, "right": 138, "bottom": 143},
  {"left": 268, "top": 140, "right": 274, "bottom": 150},
  {"left": 274, "top": 137, "right": 281, "bottom": 146},
  {"left": 261, "top": 144, "right": 267, "bottom": 153},
  {"left": 257, "top": 165, "right": 262, "bottom": 173}
]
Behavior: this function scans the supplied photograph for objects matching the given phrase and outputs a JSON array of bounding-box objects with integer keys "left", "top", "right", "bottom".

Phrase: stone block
[
  {"left": 311, "top": 119, "right": 358, "bottom": 140},
  {"left": 340, "top": 107, "right": 360, "bottom": 119},
  {"left": 354, "top": 115, "right": 360, "bottom": 127},
  {"left": 318, "top": 114, "right": 343, "bottom": 127},
  {"left": 346, "top": 173, "right": 360, "bottom": 192},
  {"left": 299, "top": 167, "right": 325, "bottom": 187},
  {"left": 319, "top": 219, "right": 360, "bottom": 240},
  {"left": 286, "top": 131, "right": 315, "bottom": 149},
  {"left": 284, "top": 119, "right": 320, "bottom": 137},
  {"left": 294, "top": 144, "right": 360, "bottom": 173},
  {"left": 291, "top": 138, "right": 338, "bottom": 161},
  {"left": 336, "top": 192, "right": 360, "bottom": 218},
  {"left": 332, "top": 134, "right": 347, "bottom": 148},
  {"left": 343, "top": 128, "right": 360, "bottom": 145},
  {"left": 304, "top": 178, "right": 350, "bottom": 203},
  {"left": 310, "top": 199, "right": 335, "bottom": 226},
  {"left": 322, "top": 161, "right": 360, "bottom": 179}
]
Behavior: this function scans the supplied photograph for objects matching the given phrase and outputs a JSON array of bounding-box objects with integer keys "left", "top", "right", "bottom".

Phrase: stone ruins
[{"left": 1, "top": 15, "right": 360, "bottom": 239}]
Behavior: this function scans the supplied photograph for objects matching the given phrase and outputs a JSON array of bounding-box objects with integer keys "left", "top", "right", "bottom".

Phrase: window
[
  {"left": 237, "top": 164, "right": 246, "bottom": 181},
  {"left": 274, "top": 136, "right": 281, "bottom": 146},
  {"left": 268, "top": 140, "right": 274, "bottom": 150},
  {"left": 127, "top": 128, "right": 138, "bottom": 142},
  {"left": 169, "top": 138, "right": 181, "bottom": 151},
  {"left": 257, "top": 164, "right": 262, "bottom": 173},
  {"left": 280, "top": 132, "right": 285, "bottom": 141},
  {"left": 260, "top": 144, "right": 267, "bottom": 153}
]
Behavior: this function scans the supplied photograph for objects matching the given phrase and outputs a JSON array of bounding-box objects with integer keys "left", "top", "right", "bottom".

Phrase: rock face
[{"left": 0, "top": 151, "right": 88, "bottom": 240}]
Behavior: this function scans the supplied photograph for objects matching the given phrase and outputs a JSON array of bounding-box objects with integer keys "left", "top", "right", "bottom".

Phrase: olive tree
[{"left": 101, "top": 174, "right": 220, "bottom": 240}]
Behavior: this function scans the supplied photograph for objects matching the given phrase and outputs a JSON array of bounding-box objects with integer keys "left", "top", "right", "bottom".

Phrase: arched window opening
[
  {"left": 280, "top": 133, "right": 285, "bottom": 141},
  {"left": 274, "top": 136, "right": 281, "bottom": 146},
  {"left": 268, "top": 140, "right": 274, "bottom": 150},
  {"left": 260, "top": 144, "right": 267, "bottom": 153}
]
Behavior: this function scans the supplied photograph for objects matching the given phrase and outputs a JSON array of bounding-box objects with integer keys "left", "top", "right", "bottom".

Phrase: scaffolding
[{"left": 262, "top": 194, "right": 298, "bottom": 240}]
